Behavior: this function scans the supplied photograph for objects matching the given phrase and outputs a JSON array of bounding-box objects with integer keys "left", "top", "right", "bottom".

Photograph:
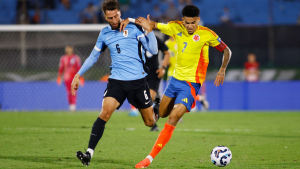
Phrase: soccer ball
[{"left": 210, "top": 145, "right": 232, "bottom": 167}]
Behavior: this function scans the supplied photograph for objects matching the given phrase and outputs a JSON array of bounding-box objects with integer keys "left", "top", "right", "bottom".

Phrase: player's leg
[
  {"left": 135, "top": 103, "right": 187, "bottom": 168},
  {"left": 135, "top": 79, "right": 200, "bottom": 168},
  {"left": 65, "top": 80, "right": 76, "bottom": 111},
  {"left": 159, "top": 94, "right": 176, "bottom": 118},
  {"left": 77, "top": 79, "right": 126, "bottom": 166},
  {"left": 127, "top": 78, "right": 159, "bottom": 127},
  {"left": 77, "top": 97, "right": 120, "bottom": 166},
  {"left": 149, "top": 89, "right": 159, "bottom": 131},
  {"left": 147, "top": 76, "right": 162, "bottom": 131},
  {"left": 138, "top": 107, "right": 156, "bottom": 127}
]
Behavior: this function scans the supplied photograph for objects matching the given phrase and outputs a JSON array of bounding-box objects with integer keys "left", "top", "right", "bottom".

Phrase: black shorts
[
  {"left": 146, "top": 73, "right": 161, "bottom": 93},
  {"left": 104, "top": 78, "right": 153, "bottom": 109}
]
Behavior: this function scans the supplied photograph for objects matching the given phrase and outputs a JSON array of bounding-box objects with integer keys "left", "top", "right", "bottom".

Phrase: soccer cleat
[
  {"left": 153, "top": 98, "right": 161, "bottom": 121},
  {"left": 200, "top": 100, "right": 209, "bottom": 110},
  {"left": 129, "top": 110, "right": 139, "bottom": 116},
  {"left": 150, "top": 123, "right": 159, "bottom": 131},
  {"left": 135, "top": 158, "right": 151, "bottom": 168},
  {"left": 76, "top": 151, "right": 91, "bottom": 166}
]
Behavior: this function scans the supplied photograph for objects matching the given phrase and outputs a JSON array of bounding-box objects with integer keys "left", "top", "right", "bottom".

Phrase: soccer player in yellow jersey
[{"left": 121, "top": 5, "right": 232, "bottom": 168}]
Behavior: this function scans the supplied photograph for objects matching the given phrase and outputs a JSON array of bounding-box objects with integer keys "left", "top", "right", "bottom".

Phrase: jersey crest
[
  {"left": 193, "top": 34, "right": 200, "bottom": 42},
  {"left": 177, "top": 32, "right": 182, "bottom": 37},
  {"left": 123, "top": 30, "right": 128, "bottom": 37}
]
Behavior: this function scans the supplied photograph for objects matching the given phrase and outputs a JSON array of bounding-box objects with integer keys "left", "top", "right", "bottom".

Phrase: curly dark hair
[
  {"left": 182, "top": 5, "right": 200, "bottom": 17},
  {"left": 102, "top": 0, "right": 120, "bottom": 14}
]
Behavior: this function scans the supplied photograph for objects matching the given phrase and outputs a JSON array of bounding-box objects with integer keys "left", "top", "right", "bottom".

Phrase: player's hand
[
  {"left": 156, "top": 68, "right": 165, "bottom": 78},
  {"left": 136, "top": 14, "right": 152, "bottom": 32},
  {"left": 120, "top": 18, "right": 129, "bottom": 32},
  {"left": 79, "top": 76, "right": 85, "bottom": 87},
  {"left": 71, "top": 74, "right": 80, "bottom": 96},
  {"left": 56, "top": 76, "right": 62, "bottom": 85},
  {"left": 214, "top": 68, "right": 226, "bottom": 86}
]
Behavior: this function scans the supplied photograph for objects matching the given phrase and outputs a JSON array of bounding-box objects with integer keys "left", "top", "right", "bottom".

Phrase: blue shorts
[{"left": 164, "top": 77, "right": 201, "bottom": 111}]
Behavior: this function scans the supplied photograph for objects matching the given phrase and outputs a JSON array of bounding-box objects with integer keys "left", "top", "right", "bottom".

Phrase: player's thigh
[
  {"left": 159, "top": 95, "right": 176, "bottom": 118},
  {"left": 166, "top": 103, "right": 187, "bottom": 126},
  {"left": 64, "top": 79, "right": 72, "bottom": 91},
  {"left": 128, "top": 79, "right": 153, "bottom": 109},
  {"left": 99, "top": 97, "right": 120, "bottom": 121},
  {"left": 138, "top": 106, "right": 155, "bottom": 127}
]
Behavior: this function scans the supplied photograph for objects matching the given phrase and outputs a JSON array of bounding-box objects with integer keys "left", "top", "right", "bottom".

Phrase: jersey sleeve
[
  {"left": 207, "top": 28, "right": 227, "bottom": 52},
  {"left": 135, "top": 25, "right": 158, "bottom": 55},
  {"left": 77, "top": 31, "right": 105, "bottom": 76},
  {"left": 157, "top": 22, "right": 174, "bottom": 36},
  {"left": 94, "top": 30, "right": 106, "bottom": 52},
  {"left": 58, "top": 57, "right": 64, "bottom": 76}
]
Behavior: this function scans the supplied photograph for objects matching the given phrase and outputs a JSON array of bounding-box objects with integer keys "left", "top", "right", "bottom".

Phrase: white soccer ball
[{"left": 210, "top": 145, "right": 232, "bottom": 167}]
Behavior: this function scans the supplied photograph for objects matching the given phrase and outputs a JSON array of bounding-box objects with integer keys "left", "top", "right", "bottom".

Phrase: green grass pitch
[{"left": 0, "top": 111, "right": 299, "bottom": 169}]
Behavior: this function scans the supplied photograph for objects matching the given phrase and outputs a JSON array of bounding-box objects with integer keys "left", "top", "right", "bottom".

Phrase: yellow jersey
[
  {"left": 157, "top": 21, "right": 226, "bottom": 84},
  {"left": 165, "top": 39, "right": 177, "bottom": 77}
]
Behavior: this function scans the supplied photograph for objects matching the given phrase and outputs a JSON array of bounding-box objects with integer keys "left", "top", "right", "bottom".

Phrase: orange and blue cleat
[{"left": 135, "top": 158, "right": 151, "bottom": 168}]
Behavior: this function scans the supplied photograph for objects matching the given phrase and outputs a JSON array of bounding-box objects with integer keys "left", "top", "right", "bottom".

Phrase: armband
[
  {"left": 215, "top": 41, "right": 227, "bottom": 52},
  {"left": 129, "top": 18, "right": 136, "bottom": 23}
]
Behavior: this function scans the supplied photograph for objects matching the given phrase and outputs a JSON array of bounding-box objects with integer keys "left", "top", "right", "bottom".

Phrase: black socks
[{"left": 88, "top": 117, "right": 106, "bottom": 150}]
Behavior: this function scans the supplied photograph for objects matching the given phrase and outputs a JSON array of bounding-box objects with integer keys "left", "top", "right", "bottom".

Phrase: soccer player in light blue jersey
[{"left": 71, "top": 0, "right": 159, "bottom": 166}]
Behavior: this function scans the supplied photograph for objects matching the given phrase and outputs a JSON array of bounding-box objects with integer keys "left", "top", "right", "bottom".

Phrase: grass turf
[{"left": 0, "top": 111, "right": 299, "bottom": 169}]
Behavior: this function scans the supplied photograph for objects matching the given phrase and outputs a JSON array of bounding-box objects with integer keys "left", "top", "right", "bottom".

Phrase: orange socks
[{"left": 149, "top": 123, "right": 175, "bottom": 159}]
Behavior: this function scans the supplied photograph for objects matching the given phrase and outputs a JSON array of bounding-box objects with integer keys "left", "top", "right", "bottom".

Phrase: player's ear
[{"left": 118, "top": 10, "right": 121, "bottom": 18}]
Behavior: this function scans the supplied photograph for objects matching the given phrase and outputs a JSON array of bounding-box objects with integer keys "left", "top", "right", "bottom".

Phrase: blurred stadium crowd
[{"left": 1, "top": 0, "right": 300, "bottom": 25}]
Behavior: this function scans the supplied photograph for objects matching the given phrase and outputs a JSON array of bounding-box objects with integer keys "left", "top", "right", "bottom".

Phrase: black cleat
[
  {"left": 153, "top": 98, "right": 161, "bottom": 121},
  {"left": 150, "top": 123, "right": 159, "bottom": 131},
  {"left": 76, "top": 151, "right": 91, "bottom": 166}
]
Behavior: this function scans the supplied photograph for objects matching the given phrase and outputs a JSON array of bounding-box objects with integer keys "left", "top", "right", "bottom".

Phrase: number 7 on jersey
[{"left": 182, "top": 42, "right": 188, "bottom": 52}]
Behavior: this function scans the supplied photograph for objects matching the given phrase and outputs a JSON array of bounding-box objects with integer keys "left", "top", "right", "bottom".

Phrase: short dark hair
[
  {"left": 182, "top": 5, "right": 200, "bottom": 17},
  {"left": 102, "top": 0, "right": 119, "bottom": 14}
]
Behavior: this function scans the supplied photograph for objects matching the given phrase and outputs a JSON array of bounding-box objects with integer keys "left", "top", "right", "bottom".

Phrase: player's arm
[
  {"left": 207, "top": 31, "right": 232, "bottom": 86},
  {"left": 214, "top": 46, "right": 232, "bottom": 86},
  {"left": 76, "top": 56, "right": 85, "bottom": 86},
  {"left": 71, "top": 32, "right": 105, "bottom": 95},
  {"left": 120, "top": 14, "right": 158, "bottom": 32},
  {"left": 136, "top": 18, "right": 158, "bottom": 55},
  {"left": 57, "top": 57, "right": 64, "bottom": 85},
  {"left": 71, "top": 49, "right": 101, "bottom": 94}
]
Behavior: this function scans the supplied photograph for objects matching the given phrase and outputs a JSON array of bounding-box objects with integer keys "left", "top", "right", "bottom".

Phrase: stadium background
[{"left": 0, "top": 0, "right": 300, "bottom": 111}]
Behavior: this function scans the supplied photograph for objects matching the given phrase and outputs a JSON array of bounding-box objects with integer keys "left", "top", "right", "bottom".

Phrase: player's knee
[
  {"left": 99, "top": 109, "right": 112, "bottom": 121},
  {"left": 144, "top": 118, "right": 154, "bottom": 127},
  {"left": 168, "top": 114, "right": 181, "bottom": 126}
]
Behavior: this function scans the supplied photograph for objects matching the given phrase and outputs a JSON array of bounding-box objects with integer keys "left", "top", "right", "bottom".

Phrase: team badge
[
  {"left": 193, "top": 34, "right": 200, "bottom": 42},
  {"left": 123, "top": 30, "right": 128, "bottom": 37}
]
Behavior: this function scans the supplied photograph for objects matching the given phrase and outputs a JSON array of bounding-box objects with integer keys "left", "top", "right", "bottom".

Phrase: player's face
[
  {"left": 65, "top": 46, "right": 73, "bottom": 55},
  {"left": 104, "top": 9, "right": 121, "bottom": 30},
  {"left": 248, "top": 54, "right": 256, "bottom": 63},
  {"left": 182, "top": 16, "right": 200, "bottom": 35}
]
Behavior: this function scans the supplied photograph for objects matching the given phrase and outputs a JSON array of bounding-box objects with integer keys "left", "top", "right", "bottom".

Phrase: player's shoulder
[
  {"left": 196, "top": 26, "right": 218, "bottom": 37},
  {"left": 128, "top": 22, "right": 144, "bottom": 32},
  {"left": 168, "top": 20, "right": 183, "bottom": 25},
  {"left": 60, "top": 55, "right": 67, "bottom": 59}
]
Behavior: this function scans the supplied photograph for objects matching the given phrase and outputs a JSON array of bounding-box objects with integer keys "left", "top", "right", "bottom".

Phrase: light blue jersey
[{"left": 77, "top": 23, "right": 158, "bottom": 81}]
